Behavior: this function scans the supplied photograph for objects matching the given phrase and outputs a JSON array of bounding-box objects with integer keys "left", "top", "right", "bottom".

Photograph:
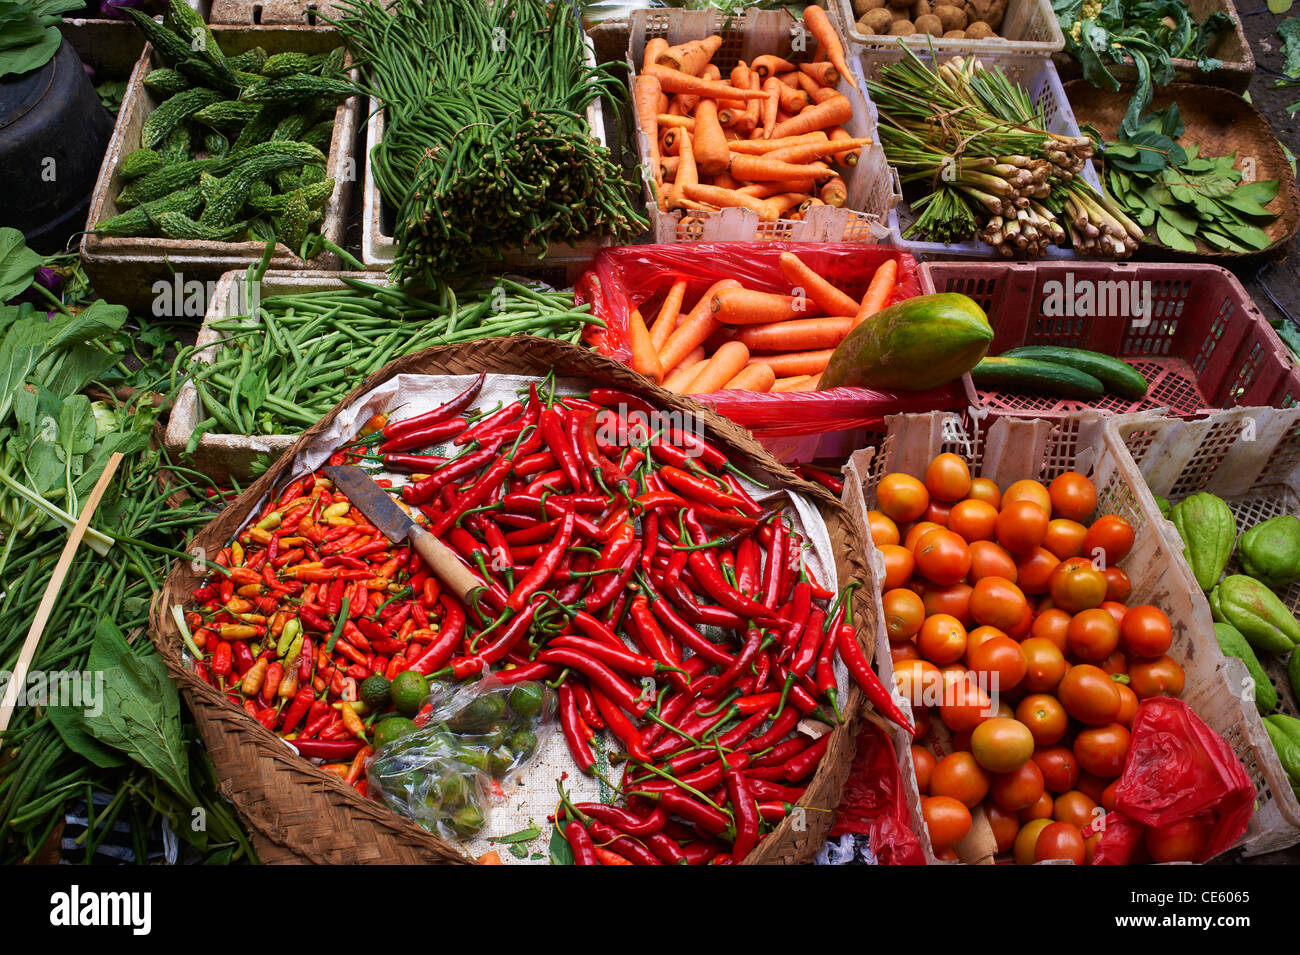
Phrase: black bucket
[{"left": 0, "top": 39, "right": 115, "bottom": 254}]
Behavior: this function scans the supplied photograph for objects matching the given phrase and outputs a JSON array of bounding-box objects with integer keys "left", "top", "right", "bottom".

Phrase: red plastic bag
[
  {"left": 1086, "top": 698, "right": 1253, "bottom": 864},
  {"left": 574, "top": 242, "right": 967, "bottom": 445},
  {"left": 830, "top": 722, "right": 926, "bottom": 865}
]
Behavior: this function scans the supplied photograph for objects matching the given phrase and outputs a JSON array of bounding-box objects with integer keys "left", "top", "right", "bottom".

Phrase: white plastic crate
[
  {"left": 360, "top": 35, "right": 608, "bottom": 273},
  {"left": 627, "top": 8, "right": 899, "bottom": 244},
  {"left": 860, "top": 49, "right": 1102, "bottom": 261},
  {"left": 834, "top": 0, "right": 1063, "bottom": 55},
  {"left": 1109, "top": 406, "right": 1300, "bottom": 857},
  {"left": 841, "top": 410, "right": 1279, "bottom": 864}
]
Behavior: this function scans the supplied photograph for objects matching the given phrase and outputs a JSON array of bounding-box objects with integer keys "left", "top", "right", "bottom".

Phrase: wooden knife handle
[{"left": 408, "top": 525, "right": 486, "bottom": 608}]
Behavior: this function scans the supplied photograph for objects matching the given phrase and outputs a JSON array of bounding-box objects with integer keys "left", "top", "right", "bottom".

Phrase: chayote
[
  {"left": 1211, "top": 575, "right": 1300, "bottom": 654},
  {"left": 1238, "top": 514, "right": 1300, "bottom": 590},
  {"left": 1171, "top": 492, "right": 1236, "bottom": 592},
  {"left": 1214, "top": 622, "right": 1277, "bottom": 714}
]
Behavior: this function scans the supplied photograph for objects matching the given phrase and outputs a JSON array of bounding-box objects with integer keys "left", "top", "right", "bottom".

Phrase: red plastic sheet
[
  {"left": 1086, "top": 698, "right": 1254, "bottom": 864},
  {"left": 574, "top": 242, "right": 967, "bottom": 438},
  {"left": 829, "top": 722, "right": 926, "bottom": 865}
]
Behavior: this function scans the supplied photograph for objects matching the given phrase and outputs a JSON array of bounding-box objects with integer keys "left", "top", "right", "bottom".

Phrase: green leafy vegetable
[{"left": 0, "top": 0, "right": 84, "bottom": 79}]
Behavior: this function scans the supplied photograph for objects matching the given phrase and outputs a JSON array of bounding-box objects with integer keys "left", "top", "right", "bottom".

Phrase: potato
[
  {"left": 943, "top": 28, "right": 966, "bottom": 36},
  {"left": 915, "top": 13, "right": 943, "bottom": 33},
  {"left": 965, "top": 0, "right": 1004, "bottom": 30},
  {"left": 887, "top": 0, "right": 912, "bottom": 9},
  {"left": 859, "top": 7, "right": 894, "bottom": 32},
  {"left": 965, "top": 19, "right": 994, "bottom": 37},
  {"left": 890, "top": 5, "right": 912, "bottom": 21},
  {"left": 933, "top": 3, "right": 967, "bottom": 30},
  {"left": 853, "top": 0, "right": 886, "bottom": 15},
  {"left": 888, "top": 18, "right": 915, "bottom": 33},
  {"left": 914, "top": 0, "right": 933, "bottom": 17}
]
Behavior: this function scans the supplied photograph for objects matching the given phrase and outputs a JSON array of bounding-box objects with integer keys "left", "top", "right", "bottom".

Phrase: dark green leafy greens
[
  {"left": 1055, "top": 0, "right": 1232, "bottom": 132},
  {"left": 0, "top": 0, "right": 84, "bottom": 79},
  {"left": 1101, "top": 106, "right": 1279, "bottom": 253}
]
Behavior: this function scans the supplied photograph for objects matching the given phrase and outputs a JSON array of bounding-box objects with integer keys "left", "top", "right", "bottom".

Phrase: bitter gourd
[
  {"left": 143, "top": 68, "right": 191, "bottom": 97},
  {"left": 142, "top": 87, "right": 223, "bottom": 149},
  {"left": 94, "top": 186, "right": 203, "bottom": 236},
  {"left": 238, "top": 75, "right": 353, "bottom": 105},
  {"left": 151, "top": 210, "right": 248, "bottom": 241},
  {"left": 119, "top": 148, "right": 164, "bottom": 181}
]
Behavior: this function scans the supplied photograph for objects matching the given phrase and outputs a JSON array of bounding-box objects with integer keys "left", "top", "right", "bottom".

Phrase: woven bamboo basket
[{"left": 150, "top": 337, "right": 877, "bottom": 865}]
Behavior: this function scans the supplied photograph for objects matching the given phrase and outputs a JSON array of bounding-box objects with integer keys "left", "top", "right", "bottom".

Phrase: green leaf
[
  {"left": 0, "top": 27, "right": 59, "bottom": 80},
  {"left": 494, "top": 824, "right": 541, "bottom": 844},
  {"left": 1233, "top": 223, "right": 1274, "bottom": 250},
  {"left": 1281, "top": 18, "right": 1300, "bottom": 77},
  {"left": 1218, "top": 193, "right": 1278, "bottom": 218},
  {"left": 0, "top": 228, "right": 41, "bottom": 302},
  {"left": 548, "top": 823, "right": 574, "bottom": 865},
  {"left": 1156, "top": 217, "right": 1197, "bottom": 251},
  {"left": 1157, "top": 204, "right": 1199, "bottom": 235}
]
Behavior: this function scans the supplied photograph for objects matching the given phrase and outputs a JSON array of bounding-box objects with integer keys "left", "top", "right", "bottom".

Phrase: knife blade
[{"left": 324, "top": 465, "right": 487, "bottom": 609}]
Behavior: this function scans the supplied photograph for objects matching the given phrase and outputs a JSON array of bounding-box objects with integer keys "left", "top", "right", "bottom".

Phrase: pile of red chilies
[{"left": 184, "top": 373, "right": 911, "bottom": 864}]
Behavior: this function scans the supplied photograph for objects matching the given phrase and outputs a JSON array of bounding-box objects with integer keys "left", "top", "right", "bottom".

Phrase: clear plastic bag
[{"left": 367, "top": 674, "right": 557, "bottom": 840}]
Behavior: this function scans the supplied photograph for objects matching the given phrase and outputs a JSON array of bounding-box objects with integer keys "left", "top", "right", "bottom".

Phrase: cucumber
[
  {"left": 971, "top": 357, "right": 1105, "bottom": 399},
  {"left": 1000, "top": 347, "right": 1149, "bottom": 399}
]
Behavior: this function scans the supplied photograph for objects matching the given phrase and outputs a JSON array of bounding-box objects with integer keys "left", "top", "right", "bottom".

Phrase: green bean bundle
[
  {"left": 329, "top": 0, "right": 646, "bottom": 282},
  {"left": 175, "top": 276, "right": 601, "bottom": 438}
]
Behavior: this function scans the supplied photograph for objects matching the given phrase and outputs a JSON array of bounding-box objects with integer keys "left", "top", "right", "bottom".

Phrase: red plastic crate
[{"left": 919, "top": 261, "right": 1300, "bottom": 418}]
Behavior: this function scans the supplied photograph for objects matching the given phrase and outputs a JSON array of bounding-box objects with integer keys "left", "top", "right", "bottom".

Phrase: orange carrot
[
  {"left": 657, "top": 35, "right": 722, "bottom": 76},
  {"left": 743, "top": 70, "right": 763, "bottom": 138},
  {"left": 804, "top": 5, "right": 856, "bottom": 88},
  {"left": 751, "top": 54, "right": 795, "bottom": 79},
  {"left": 686, "top": 341, "right": 751, "bottom": 395},
  {"left": 795, "top": 71, "right": 823, "bottom": 98},
  {"left": 658, "top": 113, "right": 695, "bottom": 130},
  {"left": 658, "top": 279, "right": 741, "bottom": 372},
  {"left": 808, "top": 85, "right": 840, "bottom": 105},
  {"left": 771, "top": 94, "right": 853, "bottom": 138},
  {"left": 820, "top": 174, "right": 847, "bottom": 207},
  {"left": 735, "top": 315, "right": 853, "bottom": 351},
  {"left": 771, "top": 374, "right": 813, "bottom": 392},
  {"left": 853, "top": 259, "right": 898, "bottom": 327},
  {"left": 729, "top": 132, "right": 828, "bottom": 155},
  {"left": 711, "top": 172, "right": 742, "bottom": 190},
  {"left": 661, "top": 128, "right": 680, "bottom": 157},
  {"left": 682, "top": 183, "right": 780, "bottom": 220},
  {"left": 692, "top": 99, "right": 730, "bottom": 176},
  {"left": 798, "top": 61, "right": 839, "bottom": 88},
  {"left": 775, "top": 70, "right": 802, "bottom": 87},
  {"left": 737, "top": 178, "right": 816, "bottom": 197},
  {"left": 711, "top": 288, "right": 819, "bottom": 325},
  {"left": 628, "top": 308, "right": 663, "bottom": 383},
  {"left": 663, "top": 357, "right": 709, "bottom": 393},
  {"left": 761, "top": 76, "right": 782, "bottom": 138},
  {"left": 645, "top": 65, "right": 767, "bottom": 100},
  {"left": 747, "top": 349, "right": 834, "bottom": 377},
  {"left": 767, "top": 192, "right": 809, "bottom": 216},
  {"left": 777, "top": 251, "right": 860, "bottom": 315},
  {"left": 722, "top": 362, "right": 777, "bottom": 393},
  {"left": 828, "top": 126, "right": 860, "bottom": 166},
  {"left": 727, "top": 152, "right": 835, "bottom": 182},
  {"left": 766, "top": 136, "right": 870, "bottom": 165},
  {"left": 775, "top": 83, "right": 810, "bottom": 114},
  {"left": 635, "top": 74, "right": 663, "bottom": 174},
  {"left": 649, "top": 279, "right": 688, "bottom": 351},
  {"left": 643, "top": 38, "right": 669, "bottom": 71},
  {"left": 668, "top": 132, "right": 698, "bottom": 210},
  {"left": 796, "top": 373, "right": 822, "bottom": 391}
]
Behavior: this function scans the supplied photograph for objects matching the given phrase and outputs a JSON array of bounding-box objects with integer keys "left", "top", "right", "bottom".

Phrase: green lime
[
  {"left": 372, "top": 716, "right": 418, "bottom": 751},
  {"left": 449, "top": 692, "right": 507, "bottom": 732},
  {"left": 487, "top": 745, "right": 516, "bottom": 778},
  {"left": 508, "top": 729, "right": 538, "bottom": 760},
  {"left": 457, "top": 745, "right": 491, "bottom": 773},
  {"left": 360, "top": 674, "right": 392, "bottom": 711},
  {"left": 508, "top": 681, "right": 544, "bottom": 719},
  {"left": 391, "top": 670, "right": 431, "bottom": 715},
  {"left": 448, "top": 802, "right": 486, "bottom": 836}
]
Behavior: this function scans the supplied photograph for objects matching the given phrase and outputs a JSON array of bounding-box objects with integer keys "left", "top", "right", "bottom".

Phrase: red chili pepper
[
  {"left": 407, "top": 596, "right": 465, "bottom": 676},
  {"left": 592, "top": 688, "right": 650, "bottom": 763},
  {"left": 558, "top": 685, "right": 596, "bottom": 775},
  {"left": 659, "top": 466, "right": 746, "bottom": 512},
  {"left": 549, "top": 635, "right": 661, "bottom": 680},
  {"left": 738, "top": 706, "right": 802, "bottom": 754},
  {"left": 686, "top": 552, "right": 783, "bottom": 625},
  {"left": 378, "top": 416, "right": 466, "bottom": 454},
  {"left": 540, "top": 406, "right": 583, "bottom": 491},
  {"left": 474, "top": 601, "right": 539, "bottom": 667},
  {"left": 626, "top": 596, "right": 689, "bottom": 692},
  {"left": 735, "top": 535, "right": 761, "bottom": 598},
  {"left": 281, "top": 686, "right": 315, "bottom": 734},
  {"left": 293, "top": 739, "right": 365, "bottom": 761},
  {"left": 402, "top": 442, "right": 501, "bottom": 506},
  {"left": 726, "top": 769, "right": 759, "bottom": 862},
  {"left": 506, "top": 509, "right": 574, "bottom": 612},
  {"left": 677, "top": 840, "right": 721, "bottom": 866},
  {"left": 699, "top": 628, "right": 764, "bottom": 699},
  {"left": 588, "top": 387, "right": 658, "bottom": 419},
  {"left": 744, "top": 777, "right": 806, "bottom": 803},
  {"left": 430, "top": 456, "right": 514, "bottom": 536},
  {"left": 495, "top": 661, "right": 559, "bottom": 684},
  {"left": 836, "top": 594, "right": 913, "bottom": 734},
  {"left": 790, "top": 607, "right": 828, "bottom": 679},
  {"left": 382, "top": 373, "right": 484, "bottom": 443},
  {"left": 535, "top": 648, "right": 650, "bottom": 718},
  {"left": 565, "top": 820, "right": 600, "bottom": 866},
  {"left": 570, "top": 610, "right": 626, "bottom": 651},
  {"left": 455, "top": 400, "right": 522, "bottom": 447},
  {"left": 573, "top": 803, "right": 667, "bottom": 837},
  {"left": 212, "top": 640, "right": 233, "bottom": 677},
  {"left": 587, "top": 821, "right": 662, "bottom": 865},
  {"left": 512, "top": 450, "right": 556, "bottom": 478},
  {"left": 781, "top": 734, "right": 830, "bottom": 781},
  {"left": 570, "top": 683, "right": 605, "bottom": 731},
  {"left": 581, "top": 544, "right": 639, "bottom": 614},
  {"left": 749, "top": 736, "right": 809, "bottom": 768},
  {"left": 654, "top": 570, "right": 747, "bottom": 631},
  {"left": 654, "top": 790, "right": 731, "bottom": 838}
]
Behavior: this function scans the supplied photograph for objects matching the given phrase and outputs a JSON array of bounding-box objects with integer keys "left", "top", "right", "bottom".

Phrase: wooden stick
[{"left": 0, "top": 452, "right": 124, "bottom": 740}]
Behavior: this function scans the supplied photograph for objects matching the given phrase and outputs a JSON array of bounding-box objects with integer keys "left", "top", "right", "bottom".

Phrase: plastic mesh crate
[
  {"left": 627, "top": 8, "right": 900, "bottom": 244},
  {"left": 842, "top": 410, "right": 1280, "bottom": 863},
  {"left": 1110, "top": 406, "right": 1300, "bottom": 856},
  {"left": 834, "top": 0, "right": 1064, "bottom": 55},
  {"left": 920, "top": 261, "right": 1300, "bottom": 419},
  {"left": 861, "top": 50, "right": 1100, "bottom": 261}
]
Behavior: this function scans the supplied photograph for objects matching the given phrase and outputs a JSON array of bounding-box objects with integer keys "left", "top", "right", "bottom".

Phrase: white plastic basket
[
  {"left": 834, "top": 0, "right": 1064, "bottom": 55},
  {"left": 860, "top": 49, "right": 1101, "bottom": 261},
  {"left": 1109, "top": 406, "right": 1300, "bottom": 858},
  {"left": 360, "top": 33, "right": 608, "bottom": 273},
  {"left": 841, "top": 410, "right": 1282, "bottom": 863},
  {"left": 627, "top": 7, "right": 899, "bottom": 244}
]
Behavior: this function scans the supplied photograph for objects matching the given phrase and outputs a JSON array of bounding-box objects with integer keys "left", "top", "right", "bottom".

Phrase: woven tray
[
  {"left": 150, "top": 337, "right": 877, "bottom": 865},
  {"left": 1066, "top": 81, "right": 1300, "bottom": 261}
]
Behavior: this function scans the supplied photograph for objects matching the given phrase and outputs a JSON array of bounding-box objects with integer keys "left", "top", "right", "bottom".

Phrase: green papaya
[
  {"left": 1212, "top": 575, "right": 1300, "bottom": 654},
  {"left": 1263, "top": 715, "right": 1300, "bottom": 791},
  {"left": 820, "top": 293, "right": 993, "bottom": 391},
  {"left": 1214, "top": 622, "right": 1277, "bottom": 713},
  {"left": 1170, "top": 492, "right": 1236, "bottom": 591},
  {"left": 1238, "top": 514, "right": 1300, "bottom": 590}
]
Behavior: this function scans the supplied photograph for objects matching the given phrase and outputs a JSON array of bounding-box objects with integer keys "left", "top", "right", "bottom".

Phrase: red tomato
[
  {"left": 1128, "top": 655, "right": 1185, "bottom": 699},
  {"left": 1043, "top": 518, "right": 1088, "bottom": 560},
  {"left": 967, "top": 478, "right": 1002, "bottom": 509},
  {"left": 891, "top": 641, "right": 921, "bottom": 664},
  {"left": 1019, "top": 791, "right": 1054, "bottom": 822},
  {"left": 1120, "top": 605, "right": 1173, "bottom": 659},
  {"left": 1015, "top": 547, "right": 1061, "bottom": 595},
  {"left": 883, "top": 587, "right": 926, "bottom": 642},
  {"left": 1057, "top": 664, "right": 1122, "bottom": 724},
  {"left": 893, "top": 660, "right": 942, "bottom": 708},
  {"left": 1014, "top": 818, "right": 1053, "bottom": 865},
  {"left": 1003, "top": 479, "right": 1052, "bottom": 514},
  {"left": 925, "top": 453, "right": 972, "bottom": 503},
  {"left": 1019, "top": 637, "right": 1068, "bottom": 694},
  {"left": 1053, "top": 790, "right": 1101, "bottom": 830},
  {"left": 971, "top": 717, "right": 1035, "bottom": 773},
  {"left": 964, "top": 625, "right": 1006, "bottom": 665},
  {"left": 930, "top": 751, "right": 990, "bottom": 808},
  {"left": 912, "top": 745, "right": 937, "bottom": 794},
  {"left": 939, "top": 673, "right": 995, "bottom": 733},
  {"left": 1144, "top": 817, "right": 1212, "bottom": 863},
  {"left": 922, "top": 796, "right": 973, "bottom": 852},
  {"left": 996, "top": 500, "right": 1050, "bottom": 555},
  {"left": 1073, "top": 723, "right": 1131, "bottom": 778},
  {"left": 1102, "top": 779, "right": 1119, "bottom": 813},
  {"left": 1076, "top": 772, "right": 1109, "bottom": 805},
  {"left": 1103, "top": 566, "right": 1132, "bottom": 603},
  {"left": 924, "top": 500, "right": 953, "bottom": 526},
  {"left": 1035, "top": 821, "right": 1086, "bottom": 864},
  {"left": 1083, "top": 514, "right": 1135, "bottom": 566},
  {"left": 878, "top": 473, "right": 930, "bottom": 524},
  {"left": 1033, "top": 745, "right": 1081, "bottom": 794},
  {"left": 990, "top": 759, "right": 1046, "bottom": 812},
  {"left": 969, "top": 577, "right": 1029, "bottom": 631},
  {"left": 949, "top": 499, "right": 999, "bottom": 544},
  {"left": 967, "top": 635, "right": 1028, "bottom": 693},
  {"left": 867, "top": 510, "right": 900, "bottom": 546},
  {"left": 1099, "top": 601, "right": 1129, "bottom": 627},
  {"left": 1030, "top": 608, "right": 1071, "bottom": 653},
  {"left": 921, "top": 582, "right": 974, "bottom": 627},
  {"left": 967, "top": 540, "right": 1018, "bottom": 584},
  {"left": 985, "top": 803, "right": 1020, "bottom": 855},
  {"left": 917, "top": 614, "right": 968, "bottom": 666},
  {"left": 914, "top": 528, "right": 972, "bottom": 586},
  {"left": 1016, "top": 693, "right": 1068, "bottom": 746},
  {"left": 1067, "top": 607, "right": 1121, "bottom": 662},
  {"left": 1048, "top": 473, "right": 1097, "bottom": 523},
  {"left": 880, "top": 544, "right": 915, "bottom": 591},
  {"left": 1115, "top": 682, "right": 1139, "bottom": 726},
  {"left": 1048, "top": 558, "right": 1108, "bottom": 613}
]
